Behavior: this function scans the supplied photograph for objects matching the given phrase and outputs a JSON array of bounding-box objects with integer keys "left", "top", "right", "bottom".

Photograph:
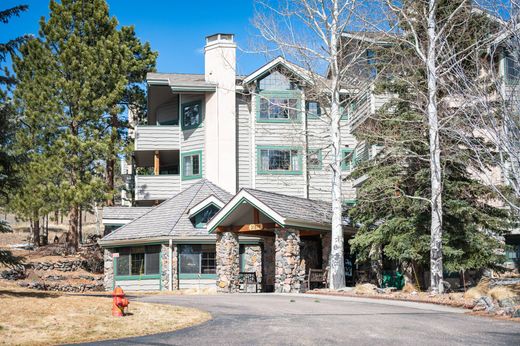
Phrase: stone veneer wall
[
  {"left": 274, "top": 229, "right": 305, "bottom": 293},
  {"left": 160, "top": 243, "right": 178, "bottom": 291},
  {"left": 243, "top": 244, "right": 262, "bottom": 290},
  {"left": 263, "top": 237, "right": 276, "bottom": 289},
  {"left": 103, "top": 248, "right": 114, "bottom": 291},
  {"left": 216, "top": 232, "right": 240, "bottom": 292}
]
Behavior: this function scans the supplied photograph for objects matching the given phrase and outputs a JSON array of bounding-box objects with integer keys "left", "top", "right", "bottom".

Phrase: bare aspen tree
[
  {"left": 253, "top": 0, "right": 380, "bottom": 288},
  {"left": 448, "top": 2, "right": 520, "bottom": 215}
]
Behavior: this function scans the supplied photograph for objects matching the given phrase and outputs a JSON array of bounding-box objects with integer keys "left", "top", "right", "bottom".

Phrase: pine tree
[
  {"left": 0, "top": 3, "right": 29, "bottom": 265},
  {"left": 13, "top": 0, "right": 144, "bottom": 252},
  {"left": 104, "top": 26, "right": 156, "bottom": 206},
  {"left": 348, "top": 1, "right": 510, "bottom": 289}
]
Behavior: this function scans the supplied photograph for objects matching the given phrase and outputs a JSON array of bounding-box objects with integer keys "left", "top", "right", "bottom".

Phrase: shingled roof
[
  {"left": 100, "top": 180, "right": 233, "bottom": 244},
  {"left": 103, "top": 207, "right": 152, "bottom": 221},
  {"left": 146, "top": 72, "right": 216, "bottom": 91}
]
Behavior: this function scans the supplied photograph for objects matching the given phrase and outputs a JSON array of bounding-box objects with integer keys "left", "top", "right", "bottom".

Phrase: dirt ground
[{"left": 0, "top": 282, "right": 211, "bottom": 345}]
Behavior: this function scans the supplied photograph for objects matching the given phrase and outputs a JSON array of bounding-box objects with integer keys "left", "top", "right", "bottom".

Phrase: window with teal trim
[
  {"left": 182, "top": 151, "right": 202, "bottom": 180},
  {"left": 341, "top": 148, "right": 355, "bottom": 171},
  {"left": 259, "top": 96, "right": 299, "bottom": 121},
  {"left": 191, "top": 204, "right": 220, "bottom": 229},
  {"left": 179, "top": 244, "right": 216, "bottom": 276},
  {"left": 308, "top": 149, "right": 322, "bottom": 169},
  {"left": 115, "top": 246, "right": 160, "bottom": 276},
  {"left": 258, "top": 148, "right": 302, "bottom": 173},
  {"left": 306, "top": 101, "right": 321, "bottom": 118},
  {"left": 181, "top": 100, "right": 202, "bottom": 130}
]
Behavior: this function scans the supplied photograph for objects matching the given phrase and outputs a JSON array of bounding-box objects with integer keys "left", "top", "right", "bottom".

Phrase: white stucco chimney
[{"left": 204, "top": 33, "right": 237, "bottom": 193}]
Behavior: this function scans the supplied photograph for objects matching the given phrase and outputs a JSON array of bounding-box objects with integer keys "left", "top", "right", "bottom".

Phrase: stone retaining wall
[
  {"left": 216, "top": 232, "right": 240, "bottom": 292},
  {"left": 275, "top": 228, "right": 305, "bottom": 293}
]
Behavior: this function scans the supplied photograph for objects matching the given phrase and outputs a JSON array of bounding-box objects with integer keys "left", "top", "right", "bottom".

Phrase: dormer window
[
  {"left": 191, "top": 204, "right": 220, "bottom": 229},
  {"left": 258, "top": 71, "right": 299, "bottom": 91}
]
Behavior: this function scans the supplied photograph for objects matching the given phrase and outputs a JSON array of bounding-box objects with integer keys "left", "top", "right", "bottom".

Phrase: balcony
[
  {"left": 135, "top": 174, "right": 181, "bottom": 201},
  {"left": 135, "top": 125, "right": 180, "bottom": 151}
]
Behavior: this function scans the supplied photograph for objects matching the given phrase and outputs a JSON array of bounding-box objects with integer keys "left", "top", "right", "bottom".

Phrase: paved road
[{"left": 84, "top": 293, "right": 520, "bottom": 346}]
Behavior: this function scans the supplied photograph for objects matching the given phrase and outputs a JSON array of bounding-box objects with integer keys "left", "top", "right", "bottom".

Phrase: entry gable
[{"left": 207, "top": 188, "right": 333, "bottom": 233}]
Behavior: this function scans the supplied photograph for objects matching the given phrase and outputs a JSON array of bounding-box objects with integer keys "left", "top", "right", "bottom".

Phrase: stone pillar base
[
  {"left": 275, "top": 229, "right": 305, "bottom": 293},
  {"left": 216, "top": 231, "right": 240, "bottom": 293}
]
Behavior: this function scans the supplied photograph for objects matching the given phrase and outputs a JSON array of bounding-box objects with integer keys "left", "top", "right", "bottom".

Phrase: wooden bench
[
  {"left": 306, "top": 269, "right": 328, "bottom": 291},
  {"left": 238, "top": 272, "right": 258, "bottom": 293}
]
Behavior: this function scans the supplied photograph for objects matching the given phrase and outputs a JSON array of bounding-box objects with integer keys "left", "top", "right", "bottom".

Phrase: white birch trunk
[
  {"left": 329, "top": 0, "right": 345, "bottom": 289},
  {"left": 427, "top": 0, "right": 444, "bottom": 294}
]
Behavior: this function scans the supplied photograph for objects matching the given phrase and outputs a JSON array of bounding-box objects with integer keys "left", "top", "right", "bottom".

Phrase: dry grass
[
  {"left": 0, "top": 283, "right": 211, "bottom": 345},
  {"left": 353, "top": 283, "right": 377, "bottom": 295},
  {"left": 464, "top": 287, "right": 484, "bottom": 300},
  {"left": 402, "top": 283, "right": 419, "bottom": 293},
  {"left": 488, "top": 286, "right": 517, "bottom": 301}
]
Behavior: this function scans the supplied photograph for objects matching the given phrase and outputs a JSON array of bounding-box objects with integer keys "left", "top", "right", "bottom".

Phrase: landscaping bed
[
  {"left": 0, "top": 282, "right": 211, "bottom": 345},
  {"left": 310, "top": 279, "right": 520, "bottom": 322}
]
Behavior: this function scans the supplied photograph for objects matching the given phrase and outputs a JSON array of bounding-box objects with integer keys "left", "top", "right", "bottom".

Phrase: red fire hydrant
[{"left": 112, "top": 286, "right": 129, "bottom": 317}]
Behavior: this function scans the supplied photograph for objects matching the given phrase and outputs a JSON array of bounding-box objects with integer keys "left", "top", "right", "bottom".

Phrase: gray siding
[
  {"left": 135, "top": 126, "right": 180, "bottom": 151},
  {"left": 135, "top": 175, "right": 181, "bottom": 200},
  {"left": 237, "top": 94, "right": 252, "bottom": 190},
  {"left": 115, "top": 279, "right": 160, "bottom": 291},
  {"left": 180, "top": 94, "right": 206, "bottom": 189},
  {"left": 178, "top": 279, "right": 216, "bottom": 289}
]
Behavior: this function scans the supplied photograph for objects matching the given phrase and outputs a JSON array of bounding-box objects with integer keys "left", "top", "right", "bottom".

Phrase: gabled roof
[
  {"left": 242, "top": 56, "right": 317, "bottom": 85},
  {"left": 207, "top": 188, "right": 334, "bottom": 233},
  {"left": 99, "top": 180, "right": 233, "bottom": 245},
  {"left": 146, "top": 72, "right": 217, "bottom": 92},
  {"left": 102, "top": 207, "right": 153, "bottom": 223}
]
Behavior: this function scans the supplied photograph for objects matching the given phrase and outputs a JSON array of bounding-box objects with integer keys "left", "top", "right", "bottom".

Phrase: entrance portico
[{"left": 208, "top": 188, "right": 352, "bottom": 293}]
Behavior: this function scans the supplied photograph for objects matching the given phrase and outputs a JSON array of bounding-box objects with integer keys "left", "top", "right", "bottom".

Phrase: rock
[
  {"left": 473, "top": 296, "right": 495, "bottom": 313},
  {"left": 498, "top": 297, "right": 520, "bottom": 308}
]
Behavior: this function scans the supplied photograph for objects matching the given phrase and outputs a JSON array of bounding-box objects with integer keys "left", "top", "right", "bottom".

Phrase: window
[
  {"left": 341, "top": 148, "right": 355, "bottom": 171},
  {"left": 307, "top": 149, "right": 322, "bottom": 169},
  {"left": 181, "top": 151, "right": 202, "bottom": 180},
  {"left": 258, "top": 147, "right": 302, "bottom": 174},
  {"left": 115, "top": 245, "right": 160, "bottom": 277},
  {"left": 306, "top": 101, "right": 321, "bottom": 118},
  {"left": 505, "top": 54, "right": 519, "bottom": 84},
  {"left": 258, "top": 96, "right": 299, "bottom": 121},
  {"left": 192, "top": 204, "right": 220, "bottom": 229},
  {"left": 179, "top": 244, "right": 217, "bottom": 278},
  {"left": 182, "top": 100, "right": 202, "bottom": 130},
  {"left": 258, "top": 71, "right": 298, "bottom": 91}
]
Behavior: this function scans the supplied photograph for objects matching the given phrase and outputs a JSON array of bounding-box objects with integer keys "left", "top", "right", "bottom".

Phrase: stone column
[
  {"left": 274, "top": 228, "right": 305, "bottom": 293},
  {"left": 161, "top": 243, "right": 178, "bottom": 290},
  {"left": 103, "top": 249, "right": 114, "bottom": 291},
  {"left": 216, "top": 231, "right": 240, "bottom": 293},
  {"left": 321, "top": 232, "right": 331, "bottom": 272}
]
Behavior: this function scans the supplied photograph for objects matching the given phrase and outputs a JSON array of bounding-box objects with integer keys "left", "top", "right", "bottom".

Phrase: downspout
[{"left": 169, "top": 239, "right": 173, "bottom": 291}]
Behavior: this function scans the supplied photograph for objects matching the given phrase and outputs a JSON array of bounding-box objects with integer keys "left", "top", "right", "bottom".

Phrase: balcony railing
[
  {"left": 135, "top": 125, "right": 180, "bottom": 151},
  {"left": 135, "top": 174, "right": 181, "bottom": 201}
]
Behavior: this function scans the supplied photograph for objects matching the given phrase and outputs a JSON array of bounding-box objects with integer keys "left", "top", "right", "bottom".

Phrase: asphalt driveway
[{"left": 82, "top": 293, "right": 520, "bottom": 346}]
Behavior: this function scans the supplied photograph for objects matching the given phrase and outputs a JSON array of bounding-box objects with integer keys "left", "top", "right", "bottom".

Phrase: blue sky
[{"left": 2, "top": 0, "right": 267, "bottom": 75}]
